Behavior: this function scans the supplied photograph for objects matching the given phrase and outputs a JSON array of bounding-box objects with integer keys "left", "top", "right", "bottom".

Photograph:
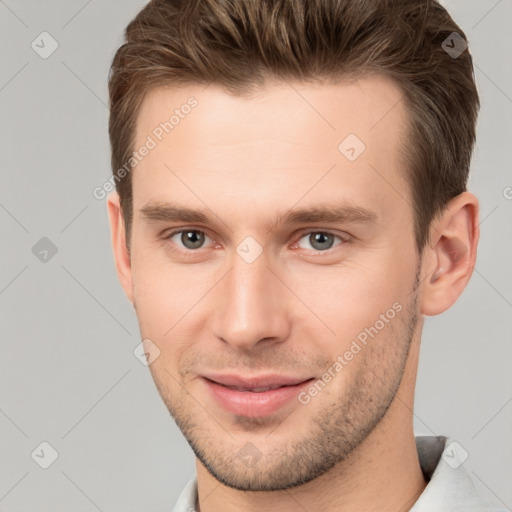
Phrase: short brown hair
[{"left": 108, "top": 0, "right": 479, "bottom": 251}]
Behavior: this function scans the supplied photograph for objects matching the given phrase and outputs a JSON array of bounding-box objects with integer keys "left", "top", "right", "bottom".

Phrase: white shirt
[{"left": 172, "top": 435, "right": 506, "bottom": 511}]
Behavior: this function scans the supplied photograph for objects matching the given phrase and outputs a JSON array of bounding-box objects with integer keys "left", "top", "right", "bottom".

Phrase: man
[{"left": 106, "top": 0, "right": 504, "bottom": 510}]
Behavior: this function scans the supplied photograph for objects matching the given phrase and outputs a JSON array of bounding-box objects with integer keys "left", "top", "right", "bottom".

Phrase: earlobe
[
  {"left": 420, "top": 192, "right": 479, "bottom": 316},
  {"left": 106, "top": 191, "right": 134, "bottom": 304}
]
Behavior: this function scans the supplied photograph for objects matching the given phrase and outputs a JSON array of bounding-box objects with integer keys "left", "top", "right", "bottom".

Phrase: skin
[{"left": 108, "top": 76, "right": 479, "bottom": 512}]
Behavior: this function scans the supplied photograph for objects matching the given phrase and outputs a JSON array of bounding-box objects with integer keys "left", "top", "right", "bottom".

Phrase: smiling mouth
[
  {"left": 201, "top": 375, "right": 315, "bottom": 417},
  {"left": 206, "top": 380, "right": 303, "bottom": 393}
]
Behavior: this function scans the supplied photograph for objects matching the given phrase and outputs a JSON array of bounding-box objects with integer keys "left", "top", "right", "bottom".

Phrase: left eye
[{"left": 297, "top": 232, "right": 343, "bottom": 251}]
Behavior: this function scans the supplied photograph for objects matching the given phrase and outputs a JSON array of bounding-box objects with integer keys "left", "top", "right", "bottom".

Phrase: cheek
[
  {"left": 131, "top": 253, "right": 219, "bottom": 375},
  {"left": 287, "top": 254, "right": 414, "bottom": 350},
  {"left": 131, "top": 251, "right": 204, "bottom": 332}
]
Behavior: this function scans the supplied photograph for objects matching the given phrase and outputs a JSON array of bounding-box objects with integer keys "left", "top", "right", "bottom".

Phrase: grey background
[{"left": 0, "top": 0, "right": 511, "bottom": 510}]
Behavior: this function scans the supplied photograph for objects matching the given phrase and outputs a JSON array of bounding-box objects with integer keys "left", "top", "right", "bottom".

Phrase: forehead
[
  {"left": 132, "top": 76, "right": 411, "bottom": 225},
  {"left": 135, "top": 76, "right": 407, "bottom": 148}
]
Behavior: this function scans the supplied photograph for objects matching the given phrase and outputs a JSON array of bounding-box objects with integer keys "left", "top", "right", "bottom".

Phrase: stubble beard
[{"left": 149, "top": 287, "right": 419, "bottom": 491}]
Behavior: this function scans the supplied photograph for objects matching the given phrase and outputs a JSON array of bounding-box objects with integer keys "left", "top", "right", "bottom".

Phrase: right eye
[{"left": 164, "top": 229, "right": 213, "bottom": 251}]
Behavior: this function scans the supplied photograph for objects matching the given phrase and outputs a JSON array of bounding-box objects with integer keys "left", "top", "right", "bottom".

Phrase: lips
[
  {"left": 204, "top": 373, "right": 309, "bottom": 390},
  {"left": 201, "top": 373, "right": 313, "bottom": 417},
  {"left": 228, "top": 384, "right": 284, "bottom": 392}
]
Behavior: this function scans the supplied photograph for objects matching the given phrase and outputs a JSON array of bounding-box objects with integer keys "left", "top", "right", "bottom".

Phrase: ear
[
  {"left": 420, "top": 191, "right": 479, "bottom": 316},
  {"left": 107, "top": 191, "right": 134, "bottom": 304}
]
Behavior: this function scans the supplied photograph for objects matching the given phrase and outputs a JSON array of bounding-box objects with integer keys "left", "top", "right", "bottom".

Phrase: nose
[{"left": 211, "top": 246, "right": 292, "bottom": 352}]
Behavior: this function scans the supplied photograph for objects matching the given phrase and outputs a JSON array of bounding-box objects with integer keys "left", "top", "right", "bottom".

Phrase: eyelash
[{"left": 162, "top": 228, "right": 348, "bottom": 255}]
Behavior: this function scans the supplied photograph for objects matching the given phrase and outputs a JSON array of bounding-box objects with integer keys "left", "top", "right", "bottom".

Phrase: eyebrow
[
  {"left": 140, "top": 203, "right": 210, "bottom": 224},
  {"left": 275, "top": 205, "right": 377, "bottom": 226},
  {"left": 139, "top": 201, "right": 377, "bottom": 229}
]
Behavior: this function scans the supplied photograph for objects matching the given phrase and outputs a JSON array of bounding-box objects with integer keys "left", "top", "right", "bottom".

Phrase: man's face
[{"left": 125, "top": 77, "right": 422, "bottom": 490}]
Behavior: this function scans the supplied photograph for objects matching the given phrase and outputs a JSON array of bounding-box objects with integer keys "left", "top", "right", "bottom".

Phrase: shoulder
[{"left": 412, "top": 435, "right": 507, "bottom": 512}]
